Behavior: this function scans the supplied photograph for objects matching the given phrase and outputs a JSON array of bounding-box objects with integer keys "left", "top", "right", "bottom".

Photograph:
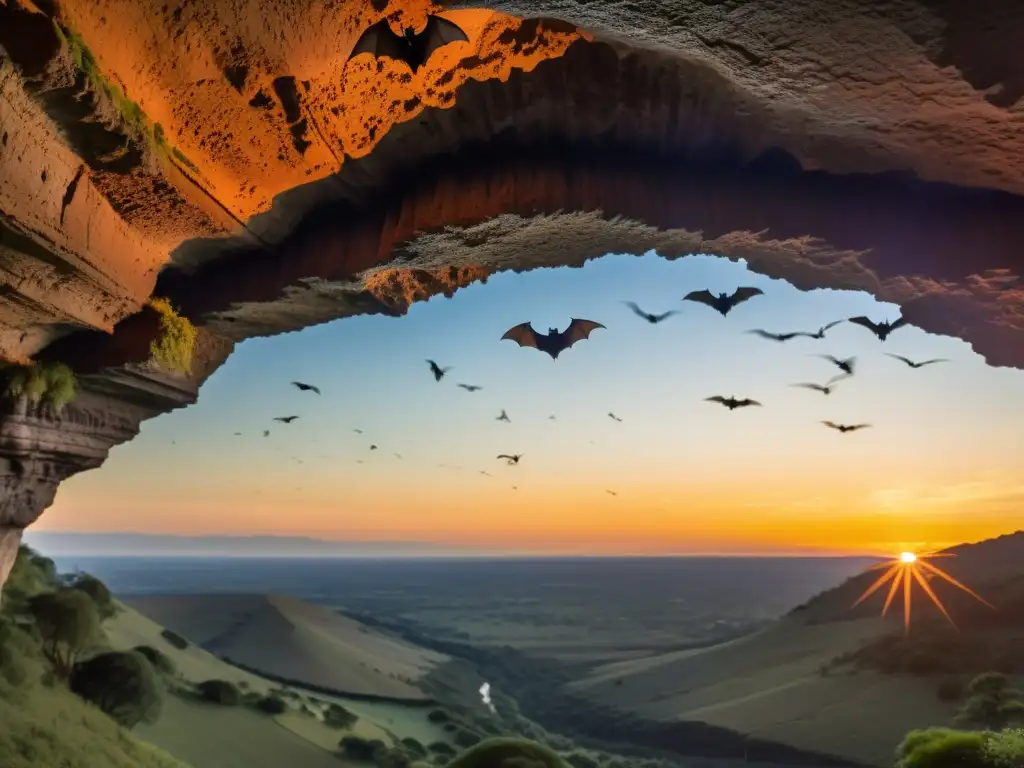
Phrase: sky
[{"left": 36, "top": 252, "right": 1024, "bottom": 557}]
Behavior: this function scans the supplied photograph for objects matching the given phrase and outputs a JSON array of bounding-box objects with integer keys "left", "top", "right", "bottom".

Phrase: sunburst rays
[{"left": 851, "top": 550, "right": 994, "bottom": 633}]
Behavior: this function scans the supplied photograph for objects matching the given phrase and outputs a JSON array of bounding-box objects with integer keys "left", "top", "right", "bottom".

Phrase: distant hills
[{"left": 22, "top": 531, "right": 485, "bottom": 558}]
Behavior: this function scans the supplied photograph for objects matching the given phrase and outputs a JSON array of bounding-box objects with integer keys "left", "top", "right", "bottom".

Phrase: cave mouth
[{"left": 43, "top": 250, "right": 1024, "bottom": 558}]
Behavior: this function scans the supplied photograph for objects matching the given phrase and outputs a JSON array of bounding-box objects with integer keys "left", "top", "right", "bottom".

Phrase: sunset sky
[{"left": 37, "top": 252, "right": 1024, "bottom": 556}]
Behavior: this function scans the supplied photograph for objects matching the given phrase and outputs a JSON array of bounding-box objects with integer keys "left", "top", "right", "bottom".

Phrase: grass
[
  {"left": 147, "top": 298, "right": 198, "bottom": 375},
  {"left": 55, "top": 24, "right": 199, "bottom": 174},
  {"left": 2, "top": 360, "right": 78, "bottom": 413}
]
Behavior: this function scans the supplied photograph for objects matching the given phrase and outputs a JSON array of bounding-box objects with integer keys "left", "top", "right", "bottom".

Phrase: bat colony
[{"left": 244, "top": 281, "right": 945, "bottom": 494}]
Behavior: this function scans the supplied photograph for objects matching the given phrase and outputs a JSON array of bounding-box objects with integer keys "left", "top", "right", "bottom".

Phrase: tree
[
  {"left": 69, "top": 650, "right": 163, "bottom": 729},
  {"left": 195, "top": 679, "right": 241, "bottom": 705},
  {"left": 67, "top": 574, "right": 116, "bottom": 619},
  {"left": 256, "top": 695, "right": 288, "bottom": 714},
  {"left": 955, "top": 672, "right": 1024, "bottom": 730},
  {"left": 323, "top": 702, "right": 358, "bottom": 729},
  {"left": 28, "top": 588, "right": 101, "bottom": 678}
]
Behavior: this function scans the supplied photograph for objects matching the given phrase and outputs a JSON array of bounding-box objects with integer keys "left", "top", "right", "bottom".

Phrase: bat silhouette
[
  {"left": 511, "top": 486, "right": 518, "bottom": 491},
  {"left": 705, "top": 396, "right": 762, "bottom": 410},
  {"left": 747, "top": 329, "right": 806, "bottom": 342},
  {"left": 817, "top": 354, "right": 856, "bottom": 376},
  {"left": 233, "top": 432, "right": 242, "bottom": 436},
  {"left": 497, "top": 454, "right": 522, "bottom": 465},
  {"left": 263, "top": 430, "right": 270, "bottom": 437},
  {"left": 291, "top": 381, "right": 321, "bottom": 394},
  {"left": 369, "top": 444, "right": 378, "bottom": 451},
  {"left": 352, "top": 429, "right": 363, "bottom": 434},
  {"left": 394, "top": 453, "right": 403, "bottom": 459},
  {"left": 848, "top": 315, "right": 909, "bottom": 341},
  {"left": 501, "top": 319, "right": 605, "bottom": 360},
  {"left": 606, "top": 490, "right": 618, "bottom": 497},
  {"left": 683, "top": 287, "right": 764, "bottom": 316},
  {"left": 496, "top": 409, "right": 511, "bottom": 423},
  {"left": 274, "top": 416, "right": 299, "bottom": 423},
  {"left": 458, "top": 384, "right": 483, "bottom": 392},
  {"left": 822, "top": 421, "right": 871, "bottom": 433},
  {"left": 802, "top": 320, "right": 844, "bottom": 339},
  {"left": 791, "top": 374, "right": 850, "bottom": 395},
  {"left": 885, "top": 354, "right": 949, "bottom": 369},
  {"left": 480, "top": 470, "right": 492, "bottom": 477},
  {"left": 608, "top": 412, "right": 622, "bottom": 422},
  {"left": 623, "top": 301, "right": 679, "bottom": 324},
  {"left": 426, "top": 359, "right": 451, "bottom": 381},
  {"left": 548, "top": 415, "right": 556, "bottom": 420},
  {"left": 349, "top": 15, "right": 470, "bottom": 74}
]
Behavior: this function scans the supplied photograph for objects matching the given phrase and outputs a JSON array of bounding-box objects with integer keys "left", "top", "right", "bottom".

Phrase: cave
[{"left": 1, "top": 0, "right": 1023, "bottom": 592}]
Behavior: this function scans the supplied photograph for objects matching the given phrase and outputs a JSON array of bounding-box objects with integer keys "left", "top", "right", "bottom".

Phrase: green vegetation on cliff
[
  {"left": 147, "top": 298, "right": 198, "bottom": 375},
  {"left": 1, "top": 360, "right": 78, "bottom": 412}
]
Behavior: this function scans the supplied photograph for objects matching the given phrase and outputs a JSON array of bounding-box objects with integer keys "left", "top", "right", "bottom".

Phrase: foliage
[
  {"left": 565, "top": 752, "right": 600, "bottom": 768},
  {"left": 159, "top": 628, "right": 189, "bottom": 650},
  {"left": 69, "top": 650, "right": 163, "bottom": 729},
  {"left": 67, "top": 573, "right": 117, "bottom": 620},
  {"left": 445, "top": 738, "right": 572, "bottom": 768},
  {"left": 133, "top": 645, "right": 177, "bottom": 675},
  {"left": 195, "top": 678, "right": 241, "bottom": 705},
  {"left": 323, "top": 701, "right": 359, "bottom": 729},
  {"left": 454, "top": 729, "right": 484, "bottom": 748},
  {"left": 340, "top": 736, "right": 387, "bottom": 761},
  {"left": 374, "top": 745, "right": 412, "bottom": 768},
  {"left": 147, "top": 297, "right": 197, "bottom": 375},
  {"left": 255, "top": 694, "right": 288, "bottom": 714},
  {"left": 401, "top": 737, "right": 427, "bottom": 757},
  {"left": 28, "top": 587, "right": 102, "bottom": 679},
  {"left": 0, "top": 618, "right": 43, "bottom": 688},
  {"left": 428, "top": 708, "right": 452, "bottom": 723},
  {"left": 955, "top": 672, "right": 1024, "bottom": 730},
  {"left": 429, "top": 741, "right": 457, "bottom": 756},
  {"left": 1, "top": 545, "right": 60, "bottom": 615},
  {"left": 830, "top": 626, "right": 1017, "bottom": 677},
  {"left": 2, "top": 361, "right": 78, "bottom": 413},
  {"left": 983, "top": 728, "right": 1024, "bottom": 767}
]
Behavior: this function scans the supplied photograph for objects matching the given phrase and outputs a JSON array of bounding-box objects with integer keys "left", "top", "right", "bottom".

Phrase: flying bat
[
  {"left": 803, "top": 320, "right": 844, "bottom": 339},
  {"left": 608, "top": 412, "right": 622, "bottom": 422},
  {"left": 747, "top": 329, "right": 806, "bottom": 342},
  {"left": 548, "top": 415, "right": 556, "bottom": 420},
  {"left": 426, "top": 359, "right": 451, "bottom": 381},
  {"left": 263, "top": 430, "right": 270, "bottom": 437},
  {"left": 497, "top": 454, "right": 522, "bottom": 465},
  {"left": 291, "top": 381, "right": 321, "bottom": 395},
  {"left": 822, "top": 421, "right": 872, "bottom": 433},
  {"left": 233, "top": 432, "right": 242, "bottom": 436},
  {"left": 885, "top": 354, "right": 949, "bottom": 369},
  {"left": 274, "top": 416, "right": 299, "bottom": 423},
  {"left": 348, "top": 15, "right": 470, "bottom": 74},
  {"left": 816, "top": 354, "right": 856, "bottom": 376},
  {"left": 352, "top": 429, "right": 363, "bottom": 434},
  {"left": 623, "top": 301, "right": 679, "bottom": 324},
  {"left": 791, "top": 374, "right": 850, "bottom": 395},
  {"left": 848, "top": 315, "right": 909, "bottom": 341},
  {"left": 458, "top": 383, "right": 483, "bottom": 392},
  {"left": 369, "top": 444, "right": 378, "bottom": 451},
  {"left": 501, "top": 319, "right": 606, "bottom": 360},
  {"left": 480, "top": 470, "right": 492, "bottom": 477},
  {"left": 606, "top": 490, "right": 618, "bottom": 497},
  {"left": 705, "top": 396, "right": 762, "bottom": 410},
  {"left": 683, "top": 287, "right": 764, "bottom": 316},
  {"left": 394, "top": 453, "right": 403, "bottom": 459},
  {"left": 496, "top": 409, "right": 511, "bottom": 423}
]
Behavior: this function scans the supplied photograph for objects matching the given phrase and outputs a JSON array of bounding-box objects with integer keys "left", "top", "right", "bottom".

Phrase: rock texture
[{"left": 1, "top": 0, "right": 1024, "bottom": 588}]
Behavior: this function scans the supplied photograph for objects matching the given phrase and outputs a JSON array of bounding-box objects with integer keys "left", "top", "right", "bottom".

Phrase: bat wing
[
  {"left": 921, "top": 358, "right": 949, "bottom": 366},
  {"left": 496, "top": 454, "right": 513, "bottom": 460},
  {"left": 792, "top": 383, "right": 824, "bottom": 392},
  {"left": 705, "top": 396, "right": 727, "bottom": 404},
  {"left": 821, "top": 320, "right": 844, "bottom": 333},
  {"left": 421, "top": 14, "right": 470, "bottom": 62},
  {"left": 683, "top": 289, "right": 717, "bottom": 308},
  {"left": 349, "top": 19, "right": 406, "bottom": 63},
  {"left": 885, "top": 353, "right": 913, "bottom": 366},
  {"left": 730, "top": 286, "right": 764, "bottom": 305},
  {"left": 562, "top": 318, "right": 606, "bottom": 348},
  {"left": 848, "top": 316, "right": 880, "bottom": 334},
  {"left": 738, "top": 399, "right": 762, "bottom": 407},
  {"left": 821, "top": 421, "right": 840, "bottom": 430},
  {"left": 890, "top": 316, "right": 910, "bottom": 332},
  {"left": 501, "top": 322, "right": 540, "bottom": 350}
]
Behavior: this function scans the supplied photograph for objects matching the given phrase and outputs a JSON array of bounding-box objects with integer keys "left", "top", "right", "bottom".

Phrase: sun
[{"left": 851, "top": 549, "right": 993, "bottom": 633}]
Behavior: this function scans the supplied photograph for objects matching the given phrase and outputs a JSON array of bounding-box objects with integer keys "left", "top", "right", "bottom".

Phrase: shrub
[
  {"left": 443, "top": 722, "right": 458, "bottom": 733},
  {"left": 196, "top": 679, "right": 241, "bottom": 705},
  {"left": 374, "top": 746, "right": 411, "bottom": 768},
  {"left": 147, "top": 297, "right": 197, "bottom": 375},
  {"left": 401, "top": 737, "right": 427, "bottom": 757},
  {"left": 340, "top": 736, "right": 386, "bottom": 762},
  {"left": 133, "top": 645, "right": 176, "bottom": 675},
  {"left": 255, "top": 694, "right": 288, "bottom": 715},
  {"left": 956, "top": 672, "right": 1024, "bottom": 729},
  {"left": 984, "top": 728, "right": 1024, "bottom": 767},
  {"left": 896, "top": 728, "right": 989, "bottom": 768},
  {"left": 2, "top": 545, "right": 60, "bottom": 613},
  {"left": 454, "top": 729, "right": 483, "bottom": 748},
  {"left": 28, "top": 588, "right": 102, "bottom": 679},
  {"left": 565, "top": 753, "right": 600, "bottom": 768},
  {"left": 428, "top": 742, "right": 457, "bottom": 757},
  {"left": 160, "top": 628, "right": 189, "bottom": 650},
  {"left": 0, "top": 618, "right": 42, "bottom": 687},
  {"left": 2, "top": 361, "right": 78, "bottom": 413},
  {"left": 428, "top": 708, "right": 451, "bottom": 723},
  {"left": 69, "top": 650, "right": 163, "bottom": 729},
  {"left": 969, "top": 672, "right": 1012, "bottom": 697},
  {"left": 323, "top": 701, "right": 358, "bottom": 729},
  {"left": 67, "top": 573, "right": 116, "bottom": 619},
  {"left": 936, "top": 677, "right": 966, "bottom": 702},
  {"left": 446, "top": 738, "right": 571, "bottom": 768}
]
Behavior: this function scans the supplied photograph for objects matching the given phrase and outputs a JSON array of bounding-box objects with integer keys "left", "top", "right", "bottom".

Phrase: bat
[
  {"left": 352, "top": 429, "right": 363, "bottom": 434},
  {"left": 426, "top": 359, "right": 451, "bottom": 381},
  {"left": 458, "top": 384, "right": 483, "bottom": 392},
  {"left": 705, "top": 396, "right": 762, "bottom": 410},
  {"left": 369, "top": 444, "right": 378, "bottom": 451},
  {"left": 606, "top": 490, "right": 618, "bottom": 497},
  {"left": 683, "top": 287, "right": 764, "bottom": 316},
  {"left": 480, "top": 470, "right": 492, "bottom": 477},
  {"left": 496, "top": 409, "right": 511, "bottom": 423},
  {"left": 803, "top": 320, "right": 844, "bottom": 339},
  {"left": 497, "top": 454, "right": 522, "bottom": 465},
  {"left": 822, "top": 421, "right": 871, "bottom": 433},
  {"left": 263, "top": 430, "right": 270, "bottom": 437},
  {"left": 623, "top": 301, "right": 680, "bottom": 324},
  {"left": 394, "top": 453, "right": 403, "bottom": 459},
  {"left": 501, "top": 319, "right": 606, "bottom": 360},
  {"left": 608, "top": 412, "right": 622, "bottom": 422},
  {"left": 885, "top": 354, "right": 949, "bottom": 369},
  {"left": 273, "top": 416, "right": 299, "bottom": 423},
  {"left": 816, "top": 354, "right": 856, "bottom": 376},
  {"left": 791, "top": 374, "right": 850, "bottom": 395},
  {"left": 848, "top": 315, "right": 909, "bottom": 341},
  {"left": 747, "top": 329, "right": 807, "bottom": 342},
  {"left": 291, "top": 381, "right": 321, "bottom": 394},
  {"left": 348, "top": 15, "right": 470, "bottom": 74},
  {"left": 548, "top": 415, "right": 556, "bottom": 420},
  {"left": 233, "top": 432, "right": 242, "bottom": 436},
  {"left": 511, "top": 486, "right": 518, "bottom": 491}
]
